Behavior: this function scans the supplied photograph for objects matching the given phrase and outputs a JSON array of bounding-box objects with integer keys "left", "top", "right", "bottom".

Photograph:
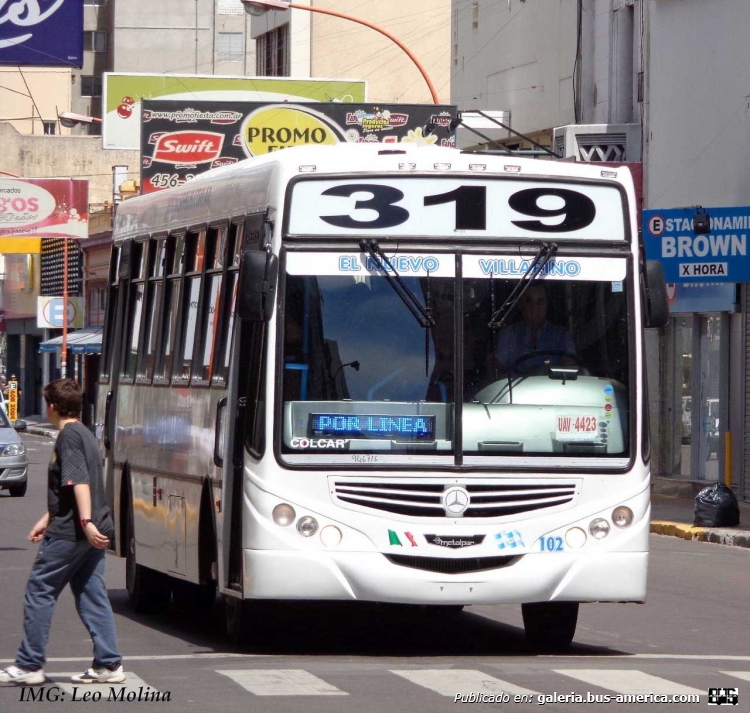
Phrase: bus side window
[
  {"left": 137, "top": 238, "right": 166, "bottom": 383},
  {"left": 173, "top": 229, "right": 205, "bottom": 383},
  {"left": 154, "top": 233, "right": 184, "bottom": 383},
  {"left": 120, "top": 239, "right": 147, "bottom": 382},
  {"left": 192, "top": 226, "right": 225, "bottom": 384},
  {"left": 99, "top": 245, "right": 121, "bottom": 384},
  {"left": 211, "top": 221, "right": 243, "bottom": 386}
]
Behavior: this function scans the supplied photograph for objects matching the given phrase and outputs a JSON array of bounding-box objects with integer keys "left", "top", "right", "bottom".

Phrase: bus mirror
[
  {"left": 238, "top": 251, "right": 278, "bottom": 322},
  {"left": 644, "top": 260, "right": 669, "bottom": 328}
]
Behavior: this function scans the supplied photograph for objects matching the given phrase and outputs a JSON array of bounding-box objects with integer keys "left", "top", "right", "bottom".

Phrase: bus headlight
[
  {"left": 320, "top": 525, "right": 342, "bottom": 547},
  {"left": 272, "top": 503, "right": 296, "bottom": 527},
  {"left": 296, "top": 516, "right": 319, "bottom": 537},
  {"left": 589, "top": 518, "right": 611, "bottom": 539},
  {"left": 612, "top": 506, "right": 634, "bottom": 528},
  {"left": 565, "top": 527, "right": 587, "bottom": 549}
]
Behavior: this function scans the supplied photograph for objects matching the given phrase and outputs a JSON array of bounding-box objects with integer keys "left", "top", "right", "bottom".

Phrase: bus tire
[
  {"left": 223, "top": 594, "right": 256, "bottom": 645},
  {"left": 125, "top": 497, "right": 171, "bottom": 613},
  {"left": 173, "top": 579, "right": 217, "bottom": 616},
  {"left": 522, "top": 601, "right": 579, "bottom": 652}
]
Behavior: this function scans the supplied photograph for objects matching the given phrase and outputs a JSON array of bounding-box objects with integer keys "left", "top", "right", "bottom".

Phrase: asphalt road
[{"left": 1, "top": 434, "right": 749, "bottom": 713}]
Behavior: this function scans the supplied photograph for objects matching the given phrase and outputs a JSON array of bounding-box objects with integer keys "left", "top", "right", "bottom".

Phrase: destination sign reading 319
[{"left": 643, "top": 206, "right": 750, "bottom": 282}]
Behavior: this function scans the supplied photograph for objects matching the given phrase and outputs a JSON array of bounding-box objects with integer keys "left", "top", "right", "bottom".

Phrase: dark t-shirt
[{"left": 46, "top": 422, "right": 114, "bottom": 542}]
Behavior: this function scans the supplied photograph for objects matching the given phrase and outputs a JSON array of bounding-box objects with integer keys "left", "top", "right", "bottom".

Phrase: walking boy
[{"left": 0, "top": 379, "right": 125, "bottom": 685}]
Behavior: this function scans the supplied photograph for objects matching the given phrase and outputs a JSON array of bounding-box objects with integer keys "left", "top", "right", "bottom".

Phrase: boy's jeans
[{"left": 16, "top": 535, "right": 121, "bottom": 671}]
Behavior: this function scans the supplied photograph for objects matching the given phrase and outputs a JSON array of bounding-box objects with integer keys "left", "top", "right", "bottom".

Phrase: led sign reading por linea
[{"left": 311, "top": 414, "right": 435, "bottom": 440}]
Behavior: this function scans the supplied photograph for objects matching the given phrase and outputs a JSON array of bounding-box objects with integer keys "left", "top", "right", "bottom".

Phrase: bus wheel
[
  {"left": 173, "top": 579, "right": 217, "bottom": 616},
  {"left": 125, "top": 502, "right": 170, "bottom": 613},
  {"left": 522, "top": 601, "right": 579, "bottom": 652},
  {"left": 223, "top": 594, "right": 255, "bottom": 645}
]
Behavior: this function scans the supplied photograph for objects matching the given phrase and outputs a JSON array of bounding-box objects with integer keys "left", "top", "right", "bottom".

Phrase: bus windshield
[
  {"left": 279, "top": 251, "right": 632, "bottom": 464},
  {"left": 280, "top": 251, "right": 456, "bottom": 460},
  {"left": 462, "top": 264, "right": 630, "bottom": 459}
]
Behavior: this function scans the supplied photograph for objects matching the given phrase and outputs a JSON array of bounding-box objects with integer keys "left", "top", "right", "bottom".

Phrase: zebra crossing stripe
[
  {"left": 554, "top": 669, "right": 704, "bottom": 696},
  {"left": 48, "top": 673, "right": 158, "bottom": 699},
  {"left": 721, "top": 671, "right": 750, "bottom": 681},
  {"left": 392, "top": 669, "right": 537, "bottom": 696},
  {"left": 216, "top": 669, "right": 348, "bottom": 696}
]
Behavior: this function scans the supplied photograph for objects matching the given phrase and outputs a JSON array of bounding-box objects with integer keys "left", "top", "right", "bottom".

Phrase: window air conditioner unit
[{"left": 553, "top": 123, "right": 641, "bottom": 162}]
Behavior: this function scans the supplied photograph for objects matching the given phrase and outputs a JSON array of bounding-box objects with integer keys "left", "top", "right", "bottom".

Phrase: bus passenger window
[
  {"left": 138, "top": 239, "right": 166, "bottom": 382},
  {"left": 212, "top": 271, "right": 238, "bottom": 386},
  {"left": 173, "top": 230, "right": 205, "bottom": 383},
  {"left": 154, "top": 233, "right": 183, "bottom": 382},
  {"left": 121, "top": 240, "right": 147, "bottom": 381}
]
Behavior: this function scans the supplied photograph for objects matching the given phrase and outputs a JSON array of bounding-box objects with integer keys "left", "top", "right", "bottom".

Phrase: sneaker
[
  {"left": 71, "top": 664, "right": 126, "bottom": 684},
  {"left": 0, "top": 665, "right": 46, "bottom": 685}
]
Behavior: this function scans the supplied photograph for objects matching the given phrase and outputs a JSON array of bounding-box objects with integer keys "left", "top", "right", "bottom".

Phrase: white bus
[{"left": 98, "top": 144, "right": 667, "bottom": 649}]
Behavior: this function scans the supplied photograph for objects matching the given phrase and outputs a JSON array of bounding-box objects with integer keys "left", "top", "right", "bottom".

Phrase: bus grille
[
  {"left": 385, "top": 554, "right": 517, "bottom": 574},
  {"left": 331, "top": 479, "right": 579, "bottom": 519}
]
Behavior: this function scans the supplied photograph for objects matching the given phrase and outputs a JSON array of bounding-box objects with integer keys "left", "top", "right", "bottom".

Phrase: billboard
[
  {"left": 0, "top": 0, "right": 83, "bottom": 67},
  {"left": 0, "top": 178, "right": 89, "bottom": 253},
  {"left": 140, "top": 101, "right": 458, "bottom": 194},
  {"left": 104, "top": 73, "right": 368, "bottom": 150}
]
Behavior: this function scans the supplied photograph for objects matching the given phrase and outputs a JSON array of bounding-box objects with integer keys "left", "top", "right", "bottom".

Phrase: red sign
[
  {"left": 210, "top": 157, "right": 238, "bottom": 170},
  {"left": 152, "top": 131, "right": 225, "bottom": 165},
  {"left": 0, "top": 178, "right": 89, "bottom": 240}
]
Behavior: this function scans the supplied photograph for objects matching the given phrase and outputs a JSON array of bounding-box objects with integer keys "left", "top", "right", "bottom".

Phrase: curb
[
  {"left": 25, "top": 426, "right": 58, "bottom": 439},
  {"left": 650, "top": 520, "right": 750, "bottom": 548}
]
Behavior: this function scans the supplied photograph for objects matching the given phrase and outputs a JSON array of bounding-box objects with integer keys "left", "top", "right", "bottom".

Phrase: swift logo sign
[
  {"left": 152, "top": 132, "right": 224, "bottom": 165},
  {"left": 643, "top": 206, "right": 750, "bottom": 282}
]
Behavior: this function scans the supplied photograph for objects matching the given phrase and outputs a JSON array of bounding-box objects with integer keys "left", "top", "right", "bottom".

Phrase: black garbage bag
[{"left": 694, "top": 482, "right": 740, "bottom": 527}]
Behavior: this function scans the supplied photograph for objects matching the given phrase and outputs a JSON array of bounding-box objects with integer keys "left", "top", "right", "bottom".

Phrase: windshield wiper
[
  {"left": 488, "top": 241, "right": 559, "bottom": 329},
  {"left": 359, "top": 239, "right": 435, "bottom": 328}
]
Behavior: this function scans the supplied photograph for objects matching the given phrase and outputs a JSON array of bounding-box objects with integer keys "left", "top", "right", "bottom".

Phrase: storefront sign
[
  {"left": 104, "top": 73, "right": 368, "bottom": 150},
  {"left": 643, "top": 206, "right": 750, "bottom": 282},
  {"left": 666, "top": 282, "right": 736, "bottom": 314},
  {"left": 0, "top": 178, "right": 89, "bottom": 253},
  {"left": 0, "top": 0, "right": 83, "bottom": 67},
  {"left": 140, "top": 101, "right": 457, "bottom": 194},
  {"left": 8, "top": 381, "right": 17, "bottom": 422}
]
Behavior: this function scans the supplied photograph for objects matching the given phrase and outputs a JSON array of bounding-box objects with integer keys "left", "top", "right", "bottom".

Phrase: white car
[{"left": 0, "top": 406, "right": 28, "bottom": 497}]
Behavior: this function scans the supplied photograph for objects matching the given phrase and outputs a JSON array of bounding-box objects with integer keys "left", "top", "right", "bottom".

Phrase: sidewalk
[
  {"left": 20, "top": 421, "right": 750, "bottom": 548},
  {"left": 23, "top": 416, "right": 60, "bottom": 440},
  {"left": 650, "top": 486, "right": 750, "bottom": 549}
]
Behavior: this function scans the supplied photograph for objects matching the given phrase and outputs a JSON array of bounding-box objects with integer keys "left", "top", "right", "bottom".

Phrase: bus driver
[{"left": 496, "top": 283, "right": 576, "bottom": 375}]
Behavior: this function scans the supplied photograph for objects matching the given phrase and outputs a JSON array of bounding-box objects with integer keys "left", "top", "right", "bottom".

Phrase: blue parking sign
[{"left": 643, "top": 206, "right": 750, "bottom": 283}]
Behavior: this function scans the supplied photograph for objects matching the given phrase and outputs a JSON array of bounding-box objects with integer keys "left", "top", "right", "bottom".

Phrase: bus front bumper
[{"left": 242, "top": 549, "right": 648, "bottom": 605}]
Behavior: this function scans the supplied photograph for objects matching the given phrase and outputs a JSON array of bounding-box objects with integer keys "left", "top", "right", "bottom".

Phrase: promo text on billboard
[{"left": 140, "top": 101, "right": 457, "bottom": 193}]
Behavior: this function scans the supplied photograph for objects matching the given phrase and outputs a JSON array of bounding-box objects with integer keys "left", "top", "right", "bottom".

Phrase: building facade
[
  {"left": 250, "top": 0, "right": 452, "bottom": 104},
  {"left": 0, "top": 0, "right": 259, "bottom": 137},
  {"left": 644, "top": 0, "right": 749, "bottom": 497},
  {"left": 451, "top": 0, "right": 750, "bottom": 498}
]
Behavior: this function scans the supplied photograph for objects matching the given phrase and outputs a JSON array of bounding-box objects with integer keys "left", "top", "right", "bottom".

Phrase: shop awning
[{"left": 39, "top": 326, "right": 103, "bottom": 354}]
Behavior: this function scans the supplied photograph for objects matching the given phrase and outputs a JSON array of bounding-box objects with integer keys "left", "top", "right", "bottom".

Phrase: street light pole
[
  {"left": 242, "top": 0, "right": 440, "bottom": 104},
  {"left": 62, "top": 237, "right": 68, "bottom": 378}
]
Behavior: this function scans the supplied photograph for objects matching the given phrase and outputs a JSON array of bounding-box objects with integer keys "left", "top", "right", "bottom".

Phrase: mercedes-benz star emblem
[{"left": 443, "top": 486, "right": 470, "bottom": 516}]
